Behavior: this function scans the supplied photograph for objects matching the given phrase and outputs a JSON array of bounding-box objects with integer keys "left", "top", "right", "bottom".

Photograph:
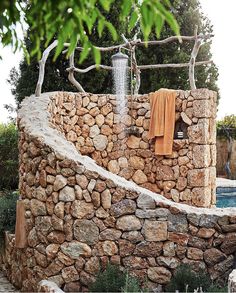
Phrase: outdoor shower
[
  {"left": 111, "top": 51, "right": 128, "bottom": 120},
  {"left": 111, "top": 50, "right": 141, "bottom": 137}
]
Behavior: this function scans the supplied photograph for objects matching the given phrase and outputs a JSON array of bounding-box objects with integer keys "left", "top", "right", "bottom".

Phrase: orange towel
[
  {"left": 148, "top": 89, "right": 176, "bottom": 155},
  {"left": 15, "top": 200, "right": 27, "bottom": 248}
]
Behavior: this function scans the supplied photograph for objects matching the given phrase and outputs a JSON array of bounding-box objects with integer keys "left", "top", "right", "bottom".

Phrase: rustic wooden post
[
  {"left": 189, "top": 26, "right": 202, "bottom": 90},
  {"left": 68, "top": 50, "right": 85, "bottom": 92},
  {"left": 35, "top": 40, "right": 58, "bottom": 97}
]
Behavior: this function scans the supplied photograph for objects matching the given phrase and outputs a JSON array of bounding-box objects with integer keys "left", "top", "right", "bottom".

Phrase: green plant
[
  {"left": 9, "top": 0, "right": 219, "bottom": 106},
  {"left": 166, "top": 264, "right": 211, "bottom": 292},
  {"left": 166, "top": 264, "right": 198, "bottom": 292},
  {"left": 217, "top": 115, "right": 236, "bottom": 139},
  {"left": 89, "top": 263, "right": 143, "bottom": 292},
  {"left": 166, "top": 264, "right": 226, "bottom": 293},
  {"left": 0, "top": 190, "right": 18, "bottom": 247},
  {"left": 0, "top": 122, "right": 18, "bottom": 190},
  {"left": 89, "top": 264, "right": 126, "bottom": 292},
  {"left": 122, "top": 272, "right": 142, "bottom": 293},
  {"left": 0, "top": 0, "right": 179, "bottom": 63},
  {"left": 207, "top": 284, "right": 228, "bottom": 292}
]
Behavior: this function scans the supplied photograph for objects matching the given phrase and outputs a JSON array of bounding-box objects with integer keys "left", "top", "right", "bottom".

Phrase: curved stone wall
[
  {"left": 3, "top": 91, "right": 236, "bottom": 292},
  {"left": 49, "top": 90, "right": 217, "bottom": 207}
]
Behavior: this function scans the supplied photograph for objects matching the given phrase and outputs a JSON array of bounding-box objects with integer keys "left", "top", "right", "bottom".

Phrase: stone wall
[
  {"left": 216, "top": 138, "right": 236, "bottom": 179},
  {"left": 49, "top": 89, "right": 217, "bottom": 208},
  {"left": 3, "top": 91, "right": 234, "bottom": 293}
]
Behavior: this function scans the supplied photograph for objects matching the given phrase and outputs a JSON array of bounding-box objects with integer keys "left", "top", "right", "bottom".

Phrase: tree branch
[
  {"left": 189, "top": 26, "right": 202, "bottom": 90},
  {"left": 138, "top": 60, "right": 212, "bottom": 69},
  {"left": 63, "top": 33, "right": 213, "bottom": 52},
  {"left": 35, "top": 40, "right": 58, "bottom": 97},
  {"left": 66, "top": 64, "right": 113, "bottom": 73},
  {"left": 68, "top": 50, "right": 85, "bottom": 92},
  {"left": 67, "top": 60, "right": 212, "bottom": 74}
]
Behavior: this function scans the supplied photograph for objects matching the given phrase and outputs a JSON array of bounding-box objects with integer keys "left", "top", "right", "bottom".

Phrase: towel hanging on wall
[
  {"left": 15, "top": 199, "right": 27, "bottom": 248},
  {"left": 148, "top": 88, "right": 176, "bottom": 155}
]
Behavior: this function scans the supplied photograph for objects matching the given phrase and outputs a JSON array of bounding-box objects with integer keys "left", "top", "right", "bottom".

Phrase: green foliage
[
  {"left": 89, "top": 264, "right": 126, "bottom": 292},
  {"left": 0, "top": 0, "right": 179, "bottom": 62},
  {"left": 9, "top": 0, "right": 219, "bottom": 105},
  {"left": 217, "top": 115, "right": 236, "bottom": 139},
  {"left": 217, "top": 114, "right": 236, "bottom": 129},
  {"left": 89, "top": 263, "right": 143, "bottom": 293},
  {"left": 0, "top": 123, "right": 18, "bottom": 190},
  {"left": 122, "top": 273, "right": 142, "bottom": 293},
  {"left": 0, "top": 190, "right": 18, "bottom": 247},
  {"left": 207, "top": 284, "right": 228, "bottom": 292},
  {"left": 137, "top": 0, "right": 219, "bottom": 96},
  {"left": 166, "top": 264, "right": 225, "bottom": 293}
]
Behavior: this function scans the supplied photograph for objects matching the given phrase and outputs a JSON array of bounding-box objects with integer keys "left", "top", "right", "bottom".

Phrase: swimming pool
[{"left": 216, "top": 187, "right": 236, "bottom": 208}]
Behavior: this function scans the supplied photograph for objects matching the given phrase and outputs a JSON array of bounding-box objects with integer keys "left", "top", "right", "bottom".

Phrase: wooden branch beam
[
  {"left": 132, "top": 47, "right": 141, "bottom": 95},
  {"left": 35, "top": 40, "right": 58, "bottom": 97},
  {"left": 67, "top": 60, "right": 212, "bottom": 74},
  {"left": 63, "top": 34, "right": 213, "bottom": 52},
  {"left": 68, "top": 50, "right": 85, "bottom": 92},
  {"left": 138, "top": 60, "right": 212, "bottom": 69},
  {"left": 66, "top": 64, "right": 113, "bottom": 73}
]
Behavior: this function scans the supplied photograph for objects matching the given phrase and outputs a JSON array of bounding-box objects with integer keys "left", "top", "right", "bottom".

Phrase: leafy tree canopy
[
  {"left": 9, "top": 0, "right": 219, "bottom": 105},
  {"left": 0, "top": 123, "right": 18, "bottom": 190},
  {"left": 0, "top": 0, "right": 179, "bottom": 63}
]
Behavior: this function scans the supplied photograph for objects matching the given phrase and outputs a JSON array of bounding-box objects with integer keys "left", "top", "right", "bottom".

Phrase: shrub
[
  {"left": 0, "top": 123, "right": 18, "bottom": 190},
  {"left": 207, "top": 284, "right": 228, "bottom": 292},
  {"left": 217, "top": 114, "right": 236, "bottom": 139},
  {"left": 0, "top": 190, "right": 18, "bottom": 247},
  {"left": 166, "top": 264, "right": 225, "bottom": 293},
  {"left": 89, "top": 263, "right": 143, "bottom": 292},
  {"left": 122, "top": 272, "right": 143, "bottom": 293}
]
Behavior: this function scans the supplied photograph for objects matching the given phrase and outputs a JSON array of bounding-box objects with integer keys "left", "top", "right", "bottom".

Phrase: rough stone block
[
  {"left": 209, "top": 118, "right": 216, "bottom": 144},
  {"left": 168, "top": 214, "right": 188, "bottom": 233},
  {"left": 116, "top": 215, "right": 142, "bottom": 231},
  {"left": 187, "top": 247, "right": 203, "bottom": 260},
  {"left": 193, "top": 100, "right": 212, "bottom": 118},
  {"left": 74, "top": 219, "right": 99, "bottom": 245},
  {"left": 203, "top": 248, "right": 226, "bottom": 266},
  {"left": 192, "top": 145, "right": 211, "bottom": 168},
  {"left": 188, "top": 119, "right": 209, "bottom": 144},
  {"left": 134, "top": 241, "right": 163, "bottom": 257},
  {"left": 110, "top": 199, "right": 136, "bottom": 217},
  {"left": 187, "top": 168, "right": 209, "bottom": 187},
  {"left": 147, "top": 267, "right": 171, "bottom": 284},
  {"left": 61, "top": 241, "right": 91, "bottom": 258},
  {"left": 192, "top": 187, "right": 211, "bottom": 207},
  {"left": 210, "top": 145, "right": 216, "bottom": 166},
  {"left": 137, "top": 194, "right": 156, "bottom": 209},
  {"left": 142, "top": 220, "right": 168, "bottom": 241},
  {"left": 190, "top": 88, "right": 210, "bottom": 100}
]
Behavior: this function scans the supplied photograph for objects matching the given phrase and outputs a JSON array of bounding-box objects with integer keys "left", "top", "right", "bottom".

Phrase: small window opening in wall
[{"left": 174, "top": 117, "right": 188, "bottom": 139}]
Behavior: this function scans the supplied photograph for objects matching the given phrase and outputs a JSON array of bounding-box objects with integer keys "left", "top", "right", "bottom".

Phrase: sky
[{"left": 0, "top": 0, "right": 236, "bottom": 123}]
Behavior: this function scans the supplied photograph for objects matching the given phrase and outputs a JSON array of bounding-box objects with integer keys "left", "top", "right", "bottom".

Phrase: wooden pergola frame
[{"left": 35, "top": 26, "right": 213, "bottom": 97}]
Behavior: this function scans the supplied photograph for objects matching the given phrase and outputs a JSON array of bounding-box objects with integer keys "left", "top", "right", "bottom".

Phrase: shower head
[{"left": 111, "top": 52, "right": 129, "bottom": 62}]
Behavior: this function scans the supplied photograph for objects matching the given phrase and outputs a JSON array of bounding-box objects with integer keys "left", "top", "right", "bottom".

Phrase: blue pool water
[{"left": 216, "top": 187, "right": 236, "bottom": 208}]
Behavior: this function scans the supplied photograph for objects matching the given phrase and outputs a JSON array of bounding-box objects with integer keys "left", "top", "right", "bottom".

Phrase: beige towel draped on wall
[{"left": 148, "top": 88, "right": 176, "bottom": 155}]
